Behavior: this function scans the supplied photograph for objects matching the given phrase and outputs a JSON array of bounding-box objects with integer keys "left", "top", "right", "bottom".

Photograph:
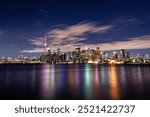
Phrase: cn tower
[{"left": 44, "top": 34, "right": 47, "bottom": 55}]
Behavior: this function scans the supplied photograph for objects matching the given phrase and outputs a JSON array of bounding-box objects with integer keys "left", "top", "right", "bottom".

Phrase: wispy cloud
[
  {"left": 21, "top": 47, "right": 44, "bottom": 53},
  {"left": 22, "top": 35, "right": 150, "bottom": 53},
  {"left": 21, "top": 21, "right": 150, "bottom": 53},
  {"left": 47, "top": 22, "right": 113, "bottom": 46},
  {"left": 108, "top": 15, "right": 142, "bottom": 26},
  {"left": 22, "top": 21, "right": 113, "bottom": 53},
  {"left": 93, "top": 35, "right": 150, "bottom": 51},
  {"left": 29, "top": 37, "right": 44, "bottom": 46}
]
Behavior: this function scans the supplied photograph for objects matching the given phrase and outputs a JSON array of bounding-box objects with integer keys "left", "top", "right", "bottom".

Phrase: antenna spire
[{"left": 44, "top": 34, "right": 47, "bottom": 55}]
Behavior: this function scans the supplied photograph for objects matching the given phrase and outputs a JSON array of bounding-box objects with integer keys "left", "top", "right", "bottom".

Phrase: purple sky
[{"left": 0, "top": 0, "right": 150, "bottom": 57}]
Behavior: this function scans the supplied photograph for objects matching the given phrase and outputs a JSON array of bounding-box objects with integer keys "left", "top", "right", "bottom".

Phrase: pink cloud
[{"left": 21, "top": 21, "right": 150, "bottom": 53}]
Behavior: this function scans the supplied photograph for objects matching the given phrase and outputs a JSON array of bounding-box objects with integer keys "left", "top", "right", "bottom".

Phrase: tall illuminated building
[
  {"left": 113, "top": 51, "right": 118, "bottom": 59},
  {"left": 126, "top": 51, "right": 130, "bottom": 58},
  {"left": 57, "top": 47, "right": 61, "bottom": 55},
  {"left": 47, "top": 48, "right": 52, "bottom": 55},
  {"left": 102, "top": 52, "right": 108, "bottom": 60},
  {"left": 120, "top": 49, "right": 125, "bottom": 58},
  {"left": 96, "top": 47, "right": 100, "bottom": 51},
  {"left": 75, "top": 46, "right": 80, "bottom": 54},
  {"left": 95, "top": 47, "right": 100, "bottom": 61}
]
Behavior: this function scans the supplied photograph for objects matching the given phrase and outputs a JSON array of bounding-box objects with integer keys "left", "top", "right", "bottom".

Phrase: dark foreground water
[{"left": 0, "top": 64, "right": 150, "bottom": 100}]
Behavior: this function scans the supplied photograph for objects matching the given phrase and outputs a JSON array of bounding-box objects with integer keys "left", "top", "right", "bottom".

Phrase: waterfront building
[
  {"left": 95, "top": 47, "right": 100, "bottom": 62},
  {"left": 112, "top": 51, "right": 118, "bottom": 59},
  {"left": 102, "top": 52, "right": 108, "bottom": 59},
  {"left": 29, "top": 47, "right": 150, "bottom": 64},
  {"left": 57, "top": 47, "right": 61, "bottom": 55},
  {"left": 75, "top": 46, "right": 80, "bottom": 54},
  {"left": 126, "top": 51, "right": 130, "bottom": 59},
  {"left": 47, "top": 48, "right": 52, "bottom": 55},
  {"left": 120, "top": 49, "right": 125, "bottom": 58}
]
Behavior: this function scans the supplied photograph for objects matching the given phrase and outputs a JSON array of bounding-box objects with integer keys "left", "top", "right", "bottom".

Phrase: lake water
[{"left": 0, "top": 64, "right": 150, "bottom": 100}]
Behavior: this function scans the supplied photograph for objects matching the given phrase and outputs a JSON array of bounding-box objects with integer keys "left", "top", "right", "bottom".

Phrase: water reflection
[
  {"left": 50, "top": 64, "right": 55, "bottom": 91},
  {"left": 84, "top": 64, "right": 92, "bottom": 99},
  {"left": 0, "top": 64, "right": 150, "bottom": 100},
  {"left": 93, "top": 64, "right": 100, "bottom": 99},
  {"left": 40, "top": 64, "right": 51, "bottom": 99},
  {"left": 110, "top": 65, "right": 120, "bottom": 99}
]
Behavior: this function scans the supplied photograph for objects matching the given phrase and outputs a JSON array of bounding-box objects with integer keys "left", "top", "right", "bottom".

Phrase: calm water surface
[{"left": 0, "top": 64, "right": 150, "bottom": 100}]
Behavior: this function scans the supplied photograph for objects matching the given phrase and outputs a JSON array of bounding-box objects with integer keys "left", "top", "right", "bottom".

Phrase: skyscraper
[
  {"left": 120, "top": 49, "right": 125, "bottom": 58},
  {"left": 113, "top": 51, "right": 118, "bottom": 59},
  {"left": 75, "top": 46, "right": 80, "bottom": 54}
]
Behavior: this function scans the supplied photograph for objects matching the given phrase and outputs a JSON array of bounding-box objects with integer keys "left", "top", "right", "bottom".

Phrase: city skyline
[
  {"left": 0, "top": 47, "right": 150, "bottom": 64},
  {"left": 0, "top": 0, "right": 150, "bottom": 57}
]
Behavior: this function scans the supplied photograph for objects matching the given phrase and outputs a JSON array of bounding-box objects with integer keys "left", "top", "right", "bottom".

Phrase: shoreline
[{"left": 0, "top": 62, "right": 150, "bottom": 65}]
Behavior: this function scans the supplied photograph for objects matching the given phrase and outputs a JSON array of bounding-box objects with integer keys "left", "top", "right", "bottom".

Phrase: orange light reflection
[{"left": 110, "top": 64, "right": 120, "bottom": 99}]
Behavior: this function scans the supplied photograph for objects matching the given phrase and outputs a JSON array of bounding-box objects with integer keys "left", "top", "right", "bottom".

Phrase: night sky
[{"left": 0, "top": 0, "right": 150, "bottom": 57}]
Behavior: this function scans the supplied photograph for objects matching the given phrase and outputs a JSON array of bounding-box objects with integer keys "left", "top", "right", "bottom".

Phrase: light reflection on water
[
  {"left": 84, "top": 64, "right": 92, "bottom": 99},
  {"left": 110, "top": 65, "right": 120, "bottom": 100},
  {"left": 0, "top": 64, "right": 150, "bottom": 100}
]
